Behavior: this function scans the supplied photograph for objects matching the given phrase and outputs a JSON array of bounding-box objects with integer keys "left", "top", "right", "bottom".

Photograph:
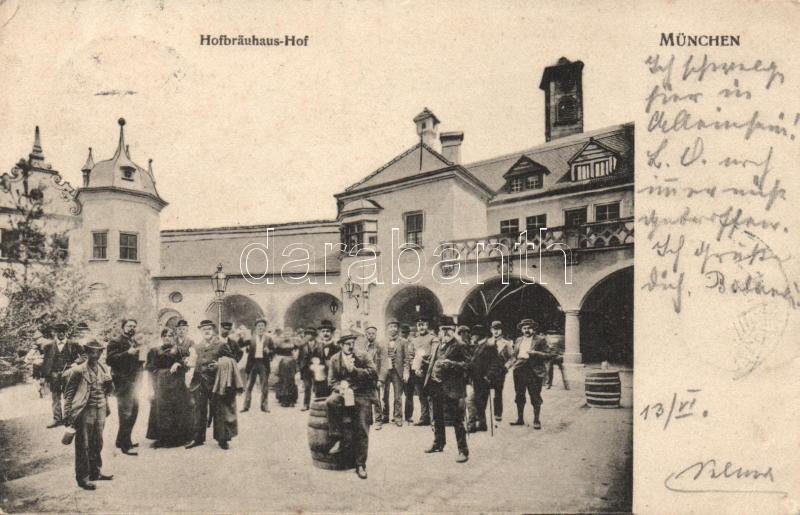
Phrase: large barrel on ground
[
  {"left": 584, "top": 370, "right": 621, "bottom": 408},
  {"left": 307, "top": 397, "right": 355, "bottom": 470}
]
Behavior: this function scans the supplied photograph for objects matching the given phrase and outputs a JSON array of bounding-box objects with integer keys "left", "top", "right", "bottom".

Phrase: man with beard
[
  {"left": 187, "top": 320, "right": 243, "bottom": 449},
  {"left": 423, "top": 317, "right": 470, "bottom": 463},
  {"left": 63, "top": 340, "right": 114, "bottom": 490},
  {"left": 507, "top": 319, "right": 553, "bottom": 430},
  {"left": 241, "top": 319, "right": 274, "bottom": 413},
  {"left": 295, "top": 327, "right": 317, "bottom": 411},
  {"left": 326, "top": 333, "right": 378, "bottom": 479},
  {"left": 408, "top": 317, "right": 435, "bottom": 426},
  {"left": 485, "top": 321, "right": 512, "bottom": 422},
  {"left": 380, "top": 319, "right": 409, "bottom": 427},
  {"left": 106, "top": 319, "right": 142, "bottom": 455},
  {"left": 40, "top": 323, "right": 85, "bottom": 428},
  {"left": 308, "top": 319, "right": 340, "bottom": 398}
]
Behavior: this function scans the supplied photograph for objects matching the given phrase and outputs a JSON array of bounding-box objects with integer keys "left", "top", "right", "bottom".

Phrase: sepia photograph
[{"left": 1, "top": 1, "right": 798, "bottom": 514}]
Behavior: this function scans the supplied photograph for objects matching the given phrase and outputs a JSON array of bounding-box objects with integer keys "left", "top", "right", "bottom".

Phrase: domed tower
[{"left": 75, "top": 118, "right": 167, "bottom": 293}]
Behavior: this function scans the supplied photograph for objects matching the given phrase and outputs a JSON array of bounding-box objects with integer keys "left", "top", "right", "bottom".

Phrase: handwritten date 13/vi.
[{"left": 640, "top": 389, "right": 708, "bottom": 430}]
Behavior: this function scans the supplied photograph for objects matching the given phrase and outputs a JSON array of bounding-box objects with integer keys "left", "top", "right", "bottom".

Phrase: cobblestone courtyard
[{"left": 1, "top": 372, "right": 632, "bottom": 513}]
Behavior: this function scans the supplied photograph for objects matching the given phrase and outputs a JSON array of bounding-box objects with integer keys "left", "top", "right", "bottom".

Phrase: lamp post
[{"left": 211, "top": 263, "right": 229, "bottom": 331}]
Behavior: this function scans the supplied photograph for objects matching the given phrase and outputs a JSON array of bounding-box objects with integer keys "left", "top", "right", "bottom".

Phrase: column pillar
[{"left": 563, "top": 309, "right": 582, "bottom": 364}]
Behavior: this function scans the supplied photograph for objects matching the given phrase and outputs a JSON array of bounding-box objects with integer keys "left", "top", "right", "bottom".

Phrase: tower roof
[
  {"left": 81, "top": 118, "right": 163, "bottom": 201},
  {"left": 413, "top": 107, "right": 440, "bottom": 125}
]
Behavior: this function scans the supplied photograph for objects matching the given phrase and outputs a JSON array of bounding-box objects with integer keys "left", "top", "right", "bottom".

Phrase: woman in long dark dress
[
  {"left": 275, "top": 335, "right": 298, "bottom": 407},
  {"left": 146, "top": 328, "right": 193, "bottom": 447}
]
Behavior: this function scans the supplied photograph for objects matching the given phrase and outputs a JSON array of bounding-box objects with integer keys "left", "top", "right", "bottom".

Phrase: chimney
[
  {"left": 413, "top": 107, "right": 440, "bottom": 150},
  {"left": 539, "top": 57, "right": 584, "bottom": 142},
  {"left": 440, "top": 131, "right": 464, "bottom": 164}
]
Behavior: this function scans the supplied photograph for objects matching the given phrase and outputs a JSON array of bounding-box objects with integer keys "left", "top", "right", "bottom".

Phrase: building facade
[{"left": 1, "top": 57, "right": 634, "bottom": 366}]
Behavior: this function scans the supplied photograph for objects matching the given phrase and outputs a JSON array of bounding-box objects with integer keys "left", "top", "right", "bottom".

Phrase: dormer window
[
  {"left": 503, "top": 156, "right": 549, "bottom": 194},
  {"left": 568, "top": 139, "right": 620, "bottom": 181},
  {"left": 121, "top": 166, "right": 135, "bottom": 181}
]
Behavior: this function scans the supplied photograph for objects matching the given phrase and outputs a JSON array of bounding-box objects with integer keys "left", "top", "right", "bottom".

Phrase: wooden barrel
[
  {"left": 584, "top": 370, "right": 621, "bottom": 408},
  {"left": 307, "top": 397, "right": 355, "bottom": 470}
]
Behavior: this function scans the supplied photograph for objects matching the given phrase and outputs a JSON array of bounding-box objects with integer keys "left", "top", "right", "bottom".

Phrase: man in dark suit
[
  {"left": 40, "top": 323, "right": 85, "bottom": 428},
  {"left": 485, "top": 320, "right": 513, "bottom": 421},
  {"left": 295, "top": 327, "right": 316, "bottom": 410},
  {"left": 467, "top": 324, "right": 504, "bottom": 432},
  {"left": 241, "top": 318, "right": 274, "bottom": 413},
  {"left": 380, "top": 319, "right": 410, "bottom": 427},
  {"left": 506, "top": 318, "right": 553, "bottom": 429},
  {"left": 174, "top": 319, "right": 194, "bottom": 353},
  {"left": 423, "top": 317, "right": 470, "bottom": 463},
  {"left": 106, "top": 318, "right": 142, "bottom": 455},
  {"left": 326, "top": 333, "right": 378, "bottom": 479},
  {"left": 308, "top": 319, "right": 340, "bottom": 398}
]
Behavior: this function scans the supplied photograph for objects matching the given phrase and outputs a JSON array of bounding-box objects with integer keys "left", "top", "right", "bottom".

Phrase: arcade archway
[
  {"left": 580, "top": 267, "right": 633, "bottom": 366},
  {"left": 205, "top": 294, "right": 264, "bottom": 331},
  {"left": 384, "top": 286, "right": 443, "bottom": 328},
  {"left": 458, "top": 278, "right": 563, "bottom": 337},
  {"left": 283, "top": 292, "right": 342, "bottom": 333}
]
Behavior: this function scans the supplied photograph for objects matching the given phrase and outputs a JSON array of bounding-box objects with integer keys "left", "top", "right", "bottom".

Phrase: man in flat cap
[
  {"left": 63, "top": 339, "right": 114, "bottom": 490},
  {"left": 326, "top": 332, "right": 378, "bottom": 479},
  {"left": 40, "top": 322, "right": 85, "bottom": 428},
  {"left": 241, "top": 318, "right": 274, "bottom": 413},
  {"left": 506, "top": 319, "right": 553, "bottom": 429},
  {"left": 380, "top": 319, "right": 410, "bottom": 427},
  {"left": 296, "top": 327, "right": 317, "bottom": 410},
  {"left": 408, "top": 316, "right": 435, "bottom": 425},
  {"left": 485, "top": 321, "right": 513, "bottom": 422},
  {"left": 423, "top": 317, "right": 470, "bottom": 462},
  {"left": 106, "top": 319, "right": 142, "bottom": 455}
]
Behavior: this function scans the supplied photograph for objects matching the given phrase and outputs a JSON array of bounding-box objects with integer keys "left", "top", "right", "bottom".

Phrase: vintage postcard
[{"left": 0, "top": 1, "right": 797, "bottom": 513}]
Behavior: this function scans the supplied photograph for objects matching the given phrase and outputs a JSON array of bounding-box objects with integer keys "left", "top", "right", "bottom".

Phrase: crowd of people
[{"left": 24, "top": 314, "right": 570, "bottom": 486}]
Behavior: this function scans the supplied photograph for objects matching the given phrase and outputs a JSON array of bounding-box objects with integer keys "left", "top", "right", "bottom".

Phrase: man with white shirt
[
  {"left": 506, "top": 318, "right": 553, "bottom": 429},
  {"left": 241, "top": 318, "right": 274, "bottom": 413},
  {"left": 40, "top": 323, "right": 84, "bottom": 428}
]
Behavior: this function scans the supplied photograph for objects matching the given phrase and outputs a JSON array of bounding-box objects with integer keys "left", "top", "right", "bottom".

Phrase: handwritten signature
[{"left": 665, "top": 459, "right": 786, "bottom": 497}]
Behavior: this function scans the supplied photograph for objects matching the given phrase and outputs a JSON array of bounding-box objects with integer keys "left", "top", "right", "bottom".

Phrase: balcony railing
[{"left": 440, "top": 217, "right": 634, "bottom": 262}]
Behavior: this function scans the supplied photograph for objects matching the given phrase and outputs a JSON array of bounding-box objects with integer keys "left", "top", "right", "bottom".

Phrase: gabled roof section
[
  {"left": 344, "top": 142, "right": 454, "bottom": 193},
  {"left": 566, "top": 137, "right": 620, "bottom": 165},
  {"left": 502, "top": 155, "right": 550, "bottom": 179}
]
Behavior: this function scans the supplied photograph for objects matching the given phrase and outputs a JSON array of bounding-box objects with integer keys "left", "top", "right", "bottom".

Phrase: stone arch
[
  {"left": 283, "top": 292, "right": 342, "bottom": 334},
  {"left": 204, "top": 294, "right": 264, "bottom": 331},
  {"left": 157, "top": 308, "right": 183, "bottom": 332},
  {"left": 579, "top": 266, "right": 633, "bottom": 366},
  {"left": 457, "top": 276, "right": 564, "bottom": 337},
  {"left": 383, "top": 285, "right": 443, "bottom": 328}
]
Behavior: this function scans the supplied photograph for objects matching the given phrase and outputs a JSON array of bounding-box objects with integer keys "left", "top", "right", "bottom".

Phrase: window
[
  {"left": 557, "top": 96, "right": 578, "bottom": 124},
  {"left": 509, "top": 177, "right": 523, "bottom": 193},
  {"left": 574, "top": 163, "right": 592, "bottom": 181},
  {"left": 119, "top": 232, "right": 138, "bottom": 261},
  {"left": 572, "top": 156, "right": 617, "bottom": 181},
  {"left": 405, "top": 212, "right": 423, "bottom": 246},
  {"left": 92, "top": 231, "right": 107, "bottom": 260},
  {"left": 341, "top": 222, "right": 364, "bottom": 251},
  {"left": 121, "top": 166, "right": 135, "bottom": 181},
  {"left": 500, "top": 218, "right": 519, "bottom": 236},
  {"left": 595, "top": 202, "right": 621, "bottom": 222},
  {"left": 526, "top": 214, "right": 547, "bottom": 234},
  {"left": 525, "top": 174, "right": 543, "bottom": 190},
  {"left": 565, "top": 208, "right": 587, "bottom": 227}
]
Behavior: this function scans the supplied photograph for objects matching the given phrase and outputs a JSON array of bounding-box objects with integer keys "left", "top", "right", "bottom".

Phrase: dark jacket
[
  {"left": 469, "top": 339, "right": 506, "bottom": 388},
  {"left": 106, "top": 333, "right": 142, "bottom": 386},
  {"left": 242, "top": 333, "right": 275, "bottom": 374},
  {"left": 327, "top": 350, "right": 379, "bottom": 402},
  {"left": 40, "top": 339, "right": 83, "bottom": 383},
  {"left": 507, "top": 334, "right": 553, "bottom": 379},
  {"left": 423, "top": 338, "right": 470, "bottom": 399},
  {"left": 308, "top": 338, "right": 340, "bottom": 378}
]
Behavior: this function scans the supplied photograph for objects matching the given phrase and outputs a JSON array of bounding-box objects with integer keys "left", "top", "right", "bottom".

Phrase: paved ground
[{"left": 0, "top": 370, "right": 632, "bottom": 513}]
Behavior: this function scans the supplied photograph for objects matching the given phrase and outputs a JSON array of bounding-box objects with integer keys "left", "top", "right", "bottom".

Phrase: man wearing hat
[
  {"left": 40, "top": 322, "right": 85, "bottom": 428},
  {"left": 486, "top": 321, "right": 513, "bottom": 421},
  {"left": 466, "top": 324, "right": 504, "bottom": 432},
  {"left": 295, "top": 327, "right": 317, "bottom": 411},
  {"left": 408, "top": 316, "right": 435, "bottom": 425},
  {"left": 240, "top": 318, "right": 275, "bottom": 413},
  {"left": 63, "top": 339, "right": 114, "bottom": 490},
  {"left": 326, "top": 332, "right": 378, "bottom": 479},
  {"left": 174, "top": 319, "right": 195, "bottom": 354},
  {"left": 106, "top": 319, "right": 143, "bottom": 455},
  {"left": 187, "top": 320, "right": 242, "bottom": 449},
  {"left": 506, "top": 319, "right": 553, "bottom": 429},
  {"left": 423, "top": 317, "right": 470, "bottom": 462},
  {"left": 379, "top": 319, "right": 410, "bottom": 427},
  {"left": 357, "top": 324, "right": 386, "bottom": 429},
  {"left": 399, "top": 324, "right": 415, "bottom": 424},
  {"left": 308, "top": 319, "right": 340, "bottom": 398}
]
